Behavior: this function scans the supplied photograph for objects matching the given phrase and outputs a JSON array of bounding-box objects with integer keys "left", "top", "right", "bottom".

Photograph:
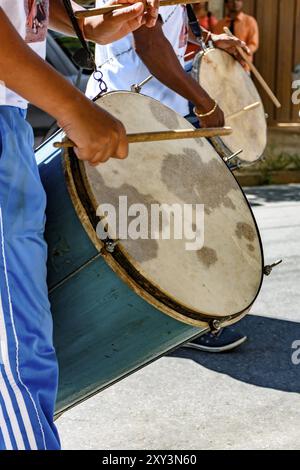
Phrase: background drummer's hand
[
  {"left": 195, "top": 99, "right": 225, "bottom": 128},
  {"left": 58, "top": 98, "right": 128, "bottom": 166},
  {"left": 211, "top": 33, "right": 251, "bottom": 67},
  {"left": 83, "top": 0, "right": 159, "bottom": 45},
  {"left": 200, "top": 105, "right": 225, "bottom": 128}
]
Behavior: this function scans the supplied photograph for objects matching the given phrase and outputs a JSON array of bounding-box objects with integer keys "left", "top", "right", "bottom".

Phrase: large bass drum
[
  {"left": 38, "top": 91, "right": 264, "bottom": 417},
  {"left": 192, "top": 47, "right": 267, "bottom": 164}
]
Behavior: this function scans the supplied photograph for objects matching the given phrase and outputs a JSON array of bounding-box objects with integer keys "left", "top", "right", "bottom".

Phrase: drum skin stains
[
  {"left": 203, "top": 55, "right": 216, "bottom": 69},
  {"left": 197, "top": 247, "right": 218, "bottom": 268},
  {"left": 149, "top": 100, "right": 181, "bottom": 130},
  {"left": 161, "top": 148, "right": 236, "bottom": 214},
  {"left": 85, "top": 169, "right": 160, "bottom": 263},
  {"left": 235, "top": 222, "right": 255, "bottom": 242},
  {"left": 247, "top": 244, "right": 255, "bottom": 252}
]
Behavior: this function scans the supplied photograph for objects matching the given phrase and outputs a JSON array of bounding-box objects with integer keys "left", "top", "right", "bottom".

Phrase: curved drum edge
[
  {"left": 62, "top": 91, "right": 265, "bottom": 329},
  {"left": 192, "top": 48, "right": 267, "bottom": 164}
]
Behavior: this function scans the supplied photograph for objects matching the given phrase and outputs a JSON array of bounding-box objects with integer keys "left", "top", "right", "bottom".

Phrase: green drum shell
[{"left": 37, "top": 133, "right": 204, "bottom": 417}]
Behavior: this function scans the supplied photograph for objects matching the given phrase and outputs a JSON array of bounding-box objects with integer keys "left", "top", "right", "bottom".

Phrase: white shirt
[
  {"left": 0, "top": 0, "right": 49, "bottom": 109},
  {"left": 86, "top": 2, "right": 189, "bottom": 116}
]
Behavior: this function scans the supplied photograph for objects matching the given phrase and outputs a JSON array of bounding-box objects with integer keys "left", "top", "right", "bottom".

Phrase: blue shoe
[{"left": 184, "top": 328, "right": 247, "bottom": 353}]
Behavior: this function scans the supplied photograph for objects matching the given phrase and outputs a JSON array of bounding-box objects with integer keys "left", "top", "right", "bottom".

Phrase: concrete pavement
[{"left": 57, "top": 184, "right": 300, "bottom": 450}]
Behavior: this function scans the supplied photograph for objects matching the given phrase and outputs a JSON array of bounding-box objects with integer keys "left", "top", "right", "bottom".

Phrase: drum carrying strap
[
  {"left": 62, "top": 0, "right": 108, "bottom": 95},
  {"left": 186, "top": 4, "right": 205, "bottom": 43}
]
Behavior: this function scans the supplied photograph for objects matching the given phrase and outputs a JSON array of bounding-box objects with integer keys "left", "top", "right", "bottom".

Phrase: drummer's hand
[
  {"left": 200, "top": 104, "right": 225, "bottom": 128},
  {"left": 58, "top": 98, "right": 128, "bottom": 166},
  {"left": 195, "top": 101, "right": 225, "bottom": 128},
  {"left": 143, "top": 0, "right": 159, "bottom": 28},
  {"left": 211, "top": 33, "right": 250, "bottom": 67},
  {"left": 83, "top": 0, "right": 159, "bottom": 45}
]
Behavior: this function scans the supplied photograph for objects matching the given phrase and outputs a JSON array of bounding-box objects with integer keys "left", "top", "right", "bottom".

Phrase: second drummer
[
  {"left": 86, "top": 2, "right": 249, "bottom": 352},
  {"left": 86, "top": 3, "right": 249, "bottom": 129}
]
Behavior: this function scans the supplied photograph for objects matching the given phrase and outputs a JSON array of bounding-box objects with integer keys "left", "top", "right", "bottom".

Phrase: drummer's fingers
[
  {"left": 230, "top": 37, "right": 251, "bottom": 55},
  {"left": 74, "top": 135, "right": 128, "bottom": 164},
  {"left": 236, "top": 54, "right": 247, "bottom": 67},
  {"left": 232, "top": 48, "right": 248, "bottom": 66},
  {"left": 144, "top": 0, "right": 159, "bottom": 27},
  {"left": 112, "top": 124, "right": 129, "bottom": 160},
  {"left": 239, "top": 40, "right": 251, "bottom": 56},
  {"left": 110, "top": 2, "right": 145, "bottom": 28},
  {"left": 88, "top": 152, "right": 111, "bottom": 167},
  {"left": 225, "top": 45, "right": 244, "bottom": 63},
  {"left": 73, "top": 147, "right": 87, "bottom": 162},
  {"left": 74, "top": 146, "right": 110, "bottom": 165}
]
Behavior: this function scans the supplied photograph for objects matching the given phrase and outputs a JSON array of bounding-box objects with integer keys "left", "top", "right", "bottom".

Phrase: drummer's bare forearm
[
  {"left": 133, "top": 22, "right": 215, "bottom": 112},
  {"left": 49, "top": 0, "right": 116, "bottom": 39},
  {"left": 49, "top": 0, "right": 145, "bottom": 42},
  {"left": 0, "top": 8, "right": 86, "bottom": 122},
  {"left": 49, "top": 0, "right": 86, "bottom": 37}
]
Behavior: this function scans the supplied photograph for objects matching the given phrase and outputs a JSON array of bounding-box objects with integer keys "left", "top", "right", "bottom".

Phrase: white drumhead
[
  {"left": 193, "top": 48, "right": 267, "bottom": 163},
  {"left": 80, "top": 92, "right": 263, "bottom": 322}
]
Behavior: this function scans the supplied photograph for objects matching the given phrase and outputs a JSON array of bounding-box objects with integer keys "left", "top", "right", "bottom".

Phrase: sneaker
[{"left": 183, "top": 328, "right": 247, "bottom": 353}]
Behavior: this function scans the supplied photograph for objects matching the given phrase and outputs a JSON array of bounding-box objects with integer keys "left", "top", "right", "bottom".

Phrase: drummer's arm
[
  {"left": 0, "top": 8, "right": 128, "bottom": 164},
  {"left": 49, "top": 0, "right": 158, "bottom": 41},
  {"left": 49, "top": 0, "right": 86, "bottom": 36},
  {"left": 203, "top": 27, "right": 251, "bottom": 64},
  {"left": 133, "top": 19, "right": 222, "bottom": 123}
]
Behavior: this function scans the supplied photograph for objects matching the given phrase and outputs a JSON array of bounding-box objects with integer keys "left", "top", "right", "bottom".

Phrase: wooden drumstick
[
  {"left": 223, "top": 27, "right": 281, "bottom": 109},
  {"left": 226, "top": 101, "right": 261, "bottom": 120},
  {"left": 75, "top": 0, "right": 201, "bottom": 18},
  {"left": 53, "top": 127, "right": 233, "bottom": 148}
]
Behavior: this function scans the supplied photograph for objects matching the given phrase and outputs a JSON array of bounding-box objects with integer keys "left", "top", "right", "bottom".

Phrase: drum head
[
  {"left": 65, "top": 91, "right": 263, "bottom": 327},
  {"left": 193, "top": 48, "right": 267, "bottom": 163}
]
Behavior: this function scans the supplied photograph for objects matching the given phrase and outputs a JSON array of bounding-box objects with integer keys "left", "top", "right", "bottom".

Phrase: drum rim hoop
[
  {"left": 63, "top": 90, "right": 265, "bottom": 328},
  {"left": 192, "top": 47, "right": 267, "bottom": 164}
]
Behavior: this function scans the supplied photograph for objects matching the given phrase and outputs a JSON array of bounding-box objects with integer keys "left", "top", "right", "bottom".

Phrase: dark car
[{"left": 27, "top": 32, "right": 91, "bottom": 147}]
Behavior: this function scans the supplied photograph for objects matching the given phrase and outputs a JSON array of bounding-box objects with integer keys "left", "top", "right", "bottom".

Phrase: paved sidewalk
[{"left": 57, "top": 185, "right": 300, "bottom": 450}]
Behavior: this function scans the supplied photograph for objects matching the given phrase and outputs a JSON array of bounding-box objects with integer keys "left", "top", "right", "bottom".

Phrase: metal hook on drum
[
  {"left": 229, "top": 153, "right": 266, "bottom": 172},
  {"left": 209, "top": 319, "right": 223, "bottom": 335},
  {"left": 104, "top": 238, "right": 119, "bottom": 254},
  {"left": 263, "top": 259, "right": 283, "bottom": 276},
  {"left": 131, "top": 75, "right": 153, "bottom": 94}
]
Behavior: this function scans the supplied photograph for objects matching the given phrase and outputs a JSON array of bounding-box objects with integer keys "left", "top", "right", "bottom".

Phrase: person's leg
[{"left": 0, "top": 106, "right": 60, "bottom": 450}]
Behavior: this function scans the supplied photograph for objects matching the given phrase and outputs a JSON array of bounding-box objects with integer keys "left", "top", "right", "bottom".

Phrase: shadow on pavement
[
  {"left": 169, "top": 315, "right": 300, "bottom": 394},
  {"left": 245, "top": 185, "right": 300, "bottom": 206}
]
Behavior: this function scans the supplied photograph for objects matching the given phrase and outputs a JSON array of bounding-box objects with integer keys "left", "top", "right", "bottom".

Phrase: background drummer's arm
[{"left": 133, "top": 20, "right": 216, "bottom": 115}]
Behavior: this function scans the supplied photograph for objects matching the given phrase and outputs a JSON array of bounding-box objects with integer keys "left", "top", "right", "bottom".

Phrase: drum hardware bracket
[
  {"left": 104, "top": 238, "right": 119, "bottom": 254},
  {"left": 263, "top": 259, "right": 283, "bottom": 276},
  {"left": 224, "top": 149, "right": 243, "bottom": 163},
  {"left": 131, "top": 83, "right": 142, "bottom": 94},
  {"left": 209, "top": 319, "right": 223, "bottom": 334},
  {"left": 131, "top": 74, "right": 153, "bottom": 94},
  {"left": 230, "top": 154, "right": 266, "bottom": 172},
  {"left": 228, "top": 162, "right": 241, "bottom": 172}
]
